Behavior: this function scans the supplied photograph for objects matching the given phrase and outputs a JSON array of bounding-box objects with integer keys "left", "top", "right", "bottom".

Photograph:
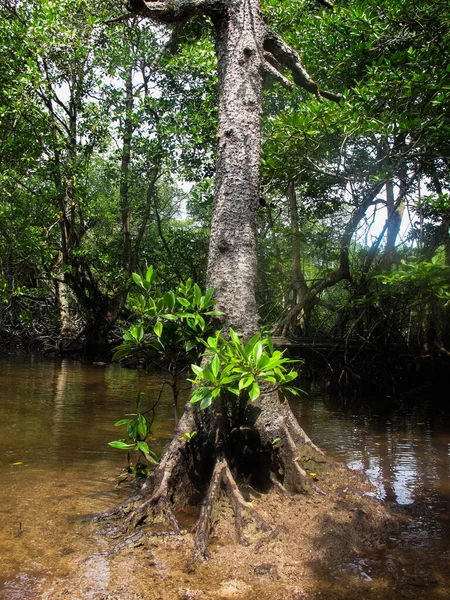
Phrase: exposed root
[
  {"left": 94, "top": 402, "right": 197, "bottom": 533},
  {"left": 94, "top": 391, "right": 332, "bottom": 561},
  {"left": 193, "top": 459, "right": 226, "bottom": 560},
  {"left": 92, "top": 487, "right": 143, "bottom": 526},
  {"left": 194, "top": 456, "right": 271, "bottom": 560},
  {"left": 280, "top": 425, "right": 326, "bottom": 496},
  {"left": 222, "top": 460, "right": 271, "bottom": 541},
  {"left": 270, "top": 472, "right": 292, "bottom": 498},
  {"left": 254, "top": 524, "right": 289, "bottom": 553},
  {"left": 110, "top": 531, "right": 145, "bottom": 555},
  {"left": 93, "top": 467, "right": 182, "bottom": 534}
]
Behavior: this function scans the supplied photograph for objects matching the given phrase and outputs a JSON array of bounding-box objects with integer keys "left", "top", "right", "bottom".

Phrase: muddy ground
[{"left": 3, "top": 464, "right": 447, "bottom": 600}]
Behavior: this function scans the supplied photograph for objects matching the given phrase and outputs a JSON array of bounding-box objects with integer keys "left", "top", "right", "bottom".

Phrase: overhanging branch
[
  {"left": 263, "top": 28, "right": 341, "bottom": 103},
  {"left": 107, "top": 0, "right": 222, "bottom": 24}
]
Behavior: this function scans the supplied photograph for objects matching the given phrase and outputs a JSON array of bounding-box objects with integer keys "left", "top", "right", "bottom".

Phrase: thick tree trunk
[
  {"left": 97, "top": 0, "right": 336, "bottom": 560},
  {"left": 207, "top": 0, "right": 265, "bottom": 339}
]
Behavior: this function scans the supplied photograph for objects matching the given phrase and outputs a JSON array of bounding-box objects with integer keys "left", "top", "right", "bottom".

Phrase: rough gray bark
[{"left": 206, "top": 0, "right": 265, "bottom": 339}]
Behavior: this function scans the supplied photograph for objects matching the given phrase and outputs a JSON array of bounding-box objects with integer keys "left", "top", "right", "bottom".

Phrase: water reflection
[
  {"left": 290, "top": 389, "right": 450, "bottom": 509},
  {"left": 0, "top": 355, "right": 179, "bottom": 595}
]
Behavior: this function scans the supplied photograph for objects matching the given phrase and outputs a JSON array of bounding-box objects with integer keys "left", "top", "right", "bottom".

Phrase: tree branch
[
  {"left": 106, "top": 0, "right": 222, "bottom": 25},
  {"left": 264, "top": 28, "right": 341, "bottom": 103},
  {"left": 263, "top": 58, "right": 292, "bottom": 89}
]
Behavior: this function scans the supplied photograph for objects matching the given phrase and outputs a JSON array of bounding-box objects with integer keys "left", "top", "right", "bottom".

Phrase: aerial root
[
  {"left": 93, "top": 457, "right": 183, "bottom": 535},
  {"left": 92, "top": 490, "right": 144, "bottom": 529},
  {"left": 281, "top": 425, "right": 326, "bottom": 496},
  {"left": 116, "top": 474, "right": 182, "bottom": 534},
  {"left": 194, "top": 457, "right": 271, "bottom": 560},
  {"left": 270, "top": 472, "right": 293, "bottom": 497}
]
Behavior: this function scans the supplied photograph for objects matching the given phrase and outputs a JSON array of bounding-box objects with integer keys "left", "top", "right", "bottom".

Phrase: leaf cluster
[
  {"left": 108, "top": 391, "right": 159, "bottom": 482},
  {"left": 189, "top": 329, "right": 300, "bottom": 410},
  {"left": 113, "top": 266, "right": 223, "bottom": 371},
  {"left": 375, "top": 256, "right": 450, "bottom": 304}
]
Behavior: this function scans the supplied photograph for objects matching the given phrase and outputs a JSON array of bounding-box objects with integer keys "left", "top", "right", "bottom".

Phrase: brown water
[
  {"left": 291, "top": 389, "right": 450, "bottom": 556},
  {"left": 0, "top": 356, "right": 449, "bottom": 598},
  {"left": 0, "top": 355, "right": 179, "bottom": 599}
]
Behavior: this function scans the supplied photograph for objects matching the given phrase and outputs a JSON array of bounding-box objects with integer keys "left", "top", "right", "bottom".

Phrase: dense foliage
[{"left": 1, "top": 0, "right": 449, "bottom": 382}]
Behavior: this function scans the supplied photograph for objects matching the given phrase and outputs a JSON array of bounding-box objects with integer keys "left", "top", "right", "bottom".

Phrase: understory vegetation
[{"left": 1, "top": 0, "right": 449, "bottom": 389}]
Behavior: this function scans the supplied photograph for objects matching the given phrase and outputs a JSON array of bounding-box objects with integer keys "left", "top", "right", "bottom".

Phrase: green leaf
[
  {"left": 177, "top": 297, "right": 190, "bottom": 307},
  {"left": 229, "top": 328, "right": 240, "bottom": 346},
  {"left": 248, "top": 381, "right": 261, "bottom": 402},
  {"left": 114, "top": 418, "right": 133, "bottom": 426},
  {"left": 108, "top": 441, "right": 135, "bottom": 450},
  {"left": 283, "top": 370, "right": 298, "bottom": 383},
  {"left": 190, "top": 387, "right": 208, "bottom": 404},
  {"left": 112, "top": 346, "right": 131, "bottom": 361},
  {"left": 197, "top": 314, "right": 206, "bottom": 331},
  {"left": 193, "top": 283, "right": 202, "bottom": 306},
  {"left": 163, "top": 291, "right": 175, "bottom": 310},
  {"left": 211, "top": 354, "right": 220, "bottom": 378},
  {"left": 132, "top": 273, "right": 144, "bottom": 289},
  {"left": 284, "top": 387, "right": 300, "bottom": 396},
  {"left": 145, "top": 450, "right": 159, "bottom": 464},
  {"left": 154, "top": 321, "right": 163, "bottom": 338},
  {"left": 239, "top": 374, "right": 254, "bottom": 390},
  {"left": 191, "top": 364, "right": 203, "bottom": 377},
  {"left": 200, "top": 394, "right": 213, "bottom": 410},
  {"left": 163, "top": 313, "right": 177, "bottom": 321},
  {"left": 145, "top": 265, "right": 153, "bottom": 283},
  {"left": 244, "top": 333, "right": 261, "bottom": 355},
  {"left": 185, "top": 339, "right": 198, "bottom": 352},
  {"left": 137, "top": 414, "right": 148, "bottom": 438},
  {"left": 252, "top": 341, "right": 263, "bottom": 366},
  {"left": 137, "top": 440, "right": 150, "bottom": 454}
]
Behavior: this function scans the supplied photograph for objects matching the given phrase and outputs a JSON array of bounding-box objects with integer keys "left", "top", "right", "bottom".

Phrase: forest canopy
[{"left": 1, "top": 0, "right": 449, "bottom": 381}]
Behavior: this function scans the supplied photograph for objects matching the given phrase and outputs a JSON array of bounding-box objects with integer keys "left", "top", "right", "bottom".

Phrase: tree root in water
[
  {"left": 94, "top": 402, "right": 330, "bottom": 560},
  {"left": 279, "top": 424, "right": 326, "bottom": 496},
  {"left": 193, "top": 456, "right": 271, "bottom": 560}
]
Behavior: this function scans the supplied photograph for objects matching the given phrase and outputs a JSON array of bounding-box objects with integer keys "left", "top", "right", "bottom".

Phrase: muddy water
[
  {"left": 291, "top": 389, "right": 450, "bottom": 557},
  {"left": 0, "top": 356, "right": 449, "bottom": 598},
  {"left": 0, "top": 355, "right": 179, "bottom": 599}
]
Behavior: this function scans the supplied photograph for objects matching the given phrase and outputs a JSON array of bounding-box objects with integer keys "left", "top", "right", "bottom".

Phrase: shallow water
[
  {"left": 0, "top": 356, "right": 449, "bottom": 597},
  {"left": 0, "top": 355, "right": 179, "bottom": 598},
  {"left": 291, "top": 386, "right": 450, "bottom": 555}
]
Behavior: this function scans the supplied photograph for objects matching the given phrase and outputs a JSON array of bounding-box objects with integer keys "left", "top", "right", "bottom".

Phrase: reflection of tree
[
  {"left": 51, "top": 359, "right": 69, "bottom": 446},
  {"left": 378, "top": 423, "right": 396, "bottom": 503}
]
